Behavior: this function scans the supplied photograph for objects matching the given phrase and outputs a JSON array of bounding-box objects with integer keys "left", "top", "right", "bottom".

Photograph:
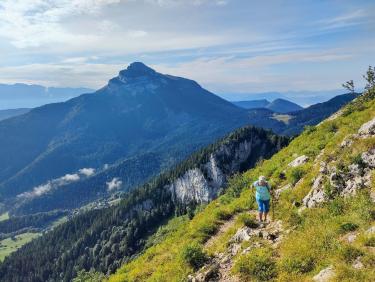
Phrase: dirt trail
[
  {"left": 204, "top": 216, "right": 237, "bottom": 249},
  {"left": 190, "top": 211, "right": 283, "bottom": 282}
]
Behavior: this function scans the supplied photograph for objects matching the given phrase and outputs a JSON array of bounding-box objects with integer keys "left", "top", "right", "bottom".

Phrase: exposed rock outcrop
[
  {"left": 313, "top": 266, "right": 335, "bottom": 282},
  {"left": 303, "top": 175, "right": 326, "bottom": 208},
  {"left": 169, "top": 135, "right": 285, "bottom": 204},
  {"left": 288, "top": 155, "right": 309, "bottom": 167},
  {"left": 358, "top": 117, "right": 375, "bottom": 137},
  {"left": 302, "top": 146, "right": 375, "bottom": 208}
]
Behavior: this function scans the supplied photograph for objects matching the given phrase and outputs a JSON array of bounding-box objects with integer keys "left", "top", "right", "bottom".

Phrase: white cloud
[
  {"left": 60, "top": 173, "right": 80, "bottom": 182},
  {"left": 154, "top": 50, "right": 354, "bottom": 92},
  {"left": 17, "top": 167, "right": 96, "bottom": 199},
  {"left": 106, "top": 177, "right": 122, "bottom": 191},
  {"left": 0, "top": 0, "right": 122, "bottom": 48},
  {"left": 79, "top": 168, "right": 96, "bottom": 177},
  {"left": 0, "top": 62, "right": 125, "bottom": 88}
]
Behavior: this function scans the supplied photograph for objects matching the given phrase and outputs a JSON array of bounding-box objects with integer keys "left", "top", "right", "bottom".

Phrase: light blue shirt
[{"left": 253, "top": 181, "right": 271, "bottom": 201}]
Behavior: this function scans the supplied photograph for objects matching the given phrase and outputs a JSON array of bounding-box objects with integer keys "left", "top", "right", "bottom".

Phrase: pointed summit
[{"left": 119, "top": 62, "right": 157, "bottom": 79}]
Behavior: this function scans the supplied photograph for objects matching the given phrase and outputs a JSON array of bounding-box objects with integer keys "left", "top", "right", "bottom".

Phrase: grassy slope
[
  {"left": 0, "top": 212, "right": 9, "bottom": 222},
  {"left": 109, "top": 93, "right": 375, "bottom": 282},
  {"left": 0, "top": 233, "right": 41, "bottom": 262},
  {"left": 0, "top": 213, "right": 66, "bottom": 262}
]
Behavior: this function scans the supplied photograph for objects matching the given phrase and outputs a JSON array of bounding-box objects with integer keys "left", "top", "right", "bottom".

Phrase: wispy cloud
[
  {"left": 18, "top": 167, "right": 96, "bottom": 199},
  {"left": 106, "top": 177, "right": 122, "bottom": 191},
  {"left": 315, "top": 9, "right": 369, "bottom": 30}
]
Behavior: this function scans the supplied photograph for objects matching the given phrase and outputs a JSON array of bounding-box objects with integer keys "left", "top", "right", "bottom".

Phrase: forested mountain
[
  {"left": 0, "top": 126, "right": 288, "bottom": 281},
  {"left": 107, "top": 81, "right": 375, "bottom": 282},
  {"left": 0, "top": 62, "right": 251, "bottom": 214}
]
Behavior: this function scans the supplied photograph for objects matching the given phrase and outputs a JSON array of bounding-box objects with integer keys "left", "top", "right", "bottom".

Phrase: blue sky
[{"left": 0, "top": 0, "right": 374, "bottom": 96}]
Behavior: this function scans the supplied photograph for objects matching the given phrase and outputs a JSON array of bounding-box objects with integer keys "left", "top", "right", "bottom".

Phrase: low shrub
[
  {"left": 328, "top": 198, "right": 345, "bottom": 216},
  {"left": 215, "top": 209, "right": 233, "bottom": 221},
  {"left": 238, "top": 213, "right": 259, "bottom": 228},
  {"left": 362, "top": 253, "right": 375, "bottom": 267},
  {"left": 198, "top": 222, "right": 219, "bottom": 241},
  {"left": 288, "top": 167, "right": 305, "bottom": 185},
  {"left": 280, "top": 255, "right": 315, "bottom": 274},
  {"left": 339, "top": 222, "right": 359, "bottom": 234},
  {"left": 285, "top": 210, "right": 304, "bottom": 227},
  {"left": 326, "top": 122, "right": 339, "bottom": 133},
  {"left": 364, "top": 236, "right": 375, "bottom": 247},
  {"left": 340, "top": 245, "right": 363, "bottom": 263},
  {"left": 352, "top": 153, "right": 365, "bottom": 167},
  {"left": 304, "top": 125, "right": 316, "bottom": 134},
  {"left": 181, "top": 243, "right": 208, "bottom": 270},
  {"left": 233, "top": 248, "right": 277, "bottom": 281}
]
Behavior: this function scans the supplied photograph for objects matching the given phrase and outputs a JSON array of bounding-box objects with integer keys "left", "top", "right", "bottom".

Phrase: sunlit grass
[{"left": 0, "top": 233, "right": 41, "bottom": 262}]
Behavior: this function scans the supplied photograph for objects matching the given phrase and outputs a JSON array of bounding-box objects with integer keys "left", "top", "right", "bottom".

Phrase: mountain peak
[{"left": 118, "top": 62, "right": 157, "bottom": 79}]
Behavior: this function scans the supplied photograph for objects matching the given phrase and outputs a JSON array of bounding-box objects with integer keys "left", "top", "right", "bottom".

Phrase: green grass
[
  {"left": 50, "top": 215, "right": 68, "bottom": 228},
  {"left": 109, "top": 90, "right": 375, "bottom": 282},
  {"left": 0, "top": 212, "right": 9, "bottom": 222},
  {"left": 0, "top": 233, "right": 41, "bottom": 261}
]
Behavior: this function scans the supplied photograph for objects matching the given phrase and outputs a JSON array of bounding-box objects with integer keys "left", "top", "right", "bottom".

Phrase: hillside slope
[
  {"left": 0, "top": 126, "right": 288, "bottom": 281},
  {"left": 108, "top": 90, "right": 375, "bottom": 281}
]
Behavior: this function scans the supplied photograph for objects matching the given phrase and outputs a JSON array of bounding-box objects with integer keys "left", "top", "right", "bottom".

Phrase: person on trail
[{"left": 252, "top": 176, "right": 271, "bottom": 223}]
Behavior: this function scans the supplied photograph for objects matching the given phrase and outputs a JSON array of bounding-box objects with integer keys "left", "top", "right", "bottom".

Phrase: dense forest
[{"left": 0, "top": 126, "right": 288, "bottom": 281}]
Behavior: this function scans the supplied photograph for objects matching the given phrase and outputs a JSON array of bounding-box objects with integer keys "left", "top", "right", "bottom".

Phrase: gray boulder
[
  {"left": 358, "top": 117, "right": 375, "bottom": 136},
  {"left": 303, "top": 175, "right": 326, "bottom": 208},
  {"left": 288, "top": 155, "right": 309, "bottom": 167},
  {"left": 313, "top": 266, "right": 335, "bottom": 282}
]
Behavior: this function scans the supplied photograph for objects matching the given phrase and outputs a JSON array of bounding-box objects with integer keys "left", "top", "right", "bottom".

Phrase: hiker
[{"left": 252, "top": 176, "right": 271, "bottom": 223}]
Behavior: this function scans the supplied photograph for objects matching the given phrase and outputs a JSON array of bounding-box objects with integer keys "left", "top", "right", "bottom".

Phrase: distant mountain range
[
  {"left": 0, "top": 108, "right": 30, "bottom": 121},
  {"left": 222, "top": 89, "right": 345, "bottom": 106},
  {"left": 246, "top": 93, "right": 359, "bottom": 136},
  {"left": 0, "top": 83, "right": 93, "bottom": 109},
  {"left": 233, "top": 98, "right": 303, "bottom": 113},
  {"left": 0, "top": 62, "right": 251, "bottom": 213}
]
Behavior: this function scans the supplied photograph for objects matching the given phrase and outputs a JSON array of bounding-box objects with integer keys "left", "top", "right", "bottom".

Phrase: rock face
[
  {"left": 288, "top": 155, "right": 309, "bottom": 167},
  {"left": 169, "top": 135, "right": 282, "bottom": 204}
]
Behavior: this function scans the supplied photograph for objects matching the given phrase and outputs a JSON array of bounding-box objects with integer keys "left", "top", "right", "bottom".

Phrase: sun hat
[{"left": 259, "top": 175, "right": 266, "bottom": 182}]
